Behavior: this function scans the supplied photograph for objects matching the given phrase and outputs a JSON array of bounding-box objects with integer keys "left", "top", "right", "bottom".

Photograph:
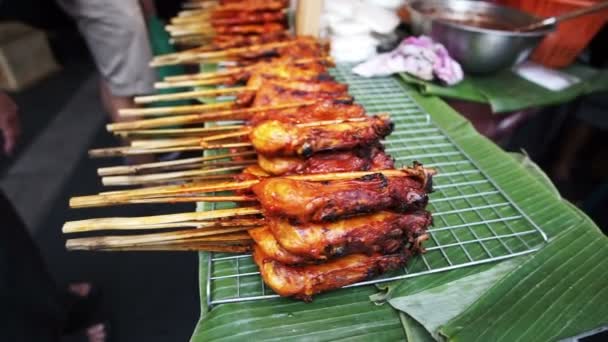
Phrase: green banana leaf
[
  {"left": 373, "top": 88, "right": 608, "bottom": 341},
  {"left": 400, "top": 64, "right": 608, "bottom": 113},
  {"left": 190, "top": 70, "right": 607, "bottom": 341}
]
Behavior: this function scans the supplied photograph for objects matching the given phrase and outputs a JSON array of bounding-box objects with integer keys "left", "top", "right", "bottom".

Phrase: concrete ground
[{"left": 1, "top": 42, "right": 199, "bottom": 341}]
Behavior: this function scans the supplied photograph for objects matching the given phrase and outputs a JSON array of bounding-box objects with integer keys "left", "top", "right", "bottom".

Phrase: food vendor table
[{"left": 191, "top": 64, "right": 608, "bottom": 341}]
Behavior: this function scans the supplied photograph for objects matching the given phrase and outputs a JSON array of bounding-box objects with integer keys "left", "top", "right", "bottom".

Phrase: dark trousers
[{"left": 0, "top": 191, "right": 66, "bottom": 342}]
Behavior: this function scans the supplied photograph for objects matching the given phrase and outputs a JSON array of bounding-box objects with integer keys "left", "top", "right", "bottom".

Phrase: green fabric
[
  {"left": 400, "top": 64, "right": 608, "bottom": 113},
  {"left": 191, "top": 74, "right": 607, "bottom": 341},
  {"left": 147, "top": 16, "right": 188, "bottom": 107}
]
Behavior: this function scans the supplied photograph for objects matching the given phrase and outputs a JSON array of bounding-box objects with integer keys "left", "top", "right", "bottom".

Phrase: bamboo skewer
[
  {"left": 134, "top": 86, "right": 253, "bottom": 104},
  {"left": 66, "top": 228, "right": 252, "bottom": 249},
  {"left": 86, "top": 244, "right": 251, "bottom": 253},
  {"left": 110, "top": 102, "right": 313, "bottom": 129},
  {"left": 89, "top": 145, "right": 219, "bottom": 158},
  {"left": 69, "top": 180, "right": 260, "bottom": 208},
  {"left": 129, "top": 137, "right": 204, "bottom": 148},
  {"left": 161, "top": 56, "right": 333, "bottom": 84},
  {"left": 98, "top": 150, "right": 255, "bottom": 176},
  {"left": 114, "top": 124, "right": 245, "bottom": 138},
  {"left": 164, "top": 68, "right": 242, "bottom": 82},
  {"left": 150, "top": 41, "right": 296, "bottom": 67},
  {"left": 101, "top": 165, "right": 248, "bottom": 186},
  {"left": 154, "top": 76, "right": 232, "bottom": 89},
  {"left": 69, "top": 167, "right": 429, "bottom": 208},
  {"left": 62, "top": 207, "right": 262, "bottom": 232},
  {"left": 68, "top": 230, "right": 252, "bottom": 248},
  {"left": 118, "top": 101, "right": 234, "bottom": 118},
  {"left": 118, "top": 195, "right": 254, "bottom": 204}
]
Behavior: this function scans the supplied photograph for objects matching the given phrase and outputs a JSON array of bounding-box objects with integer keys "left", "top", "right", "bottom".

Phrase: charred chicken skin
[
  {"left": 245, "top": 83, "right": 351, "bottom": 107},
  {"left": 253, "top": 245, "right": 407, "bottom": 301},
  {"left": 211, "top": 0, "right": 288, "bottom": 14},
  {"left": 251, "top": 173, "right": 429, "bottom": 223},
  {"left": 238, "top": 39, "right": 329, "bottom": 63},
  {"left": 249, "top": 115, "right": 393, "bottom": 157},
  {"left": 267, "top": 210, "right": 431, "bottom": 261},
  {"left": 256, "top": 145, "right": 394, "bottom": 176},
  {"left": 214, "top": 22, "right": 286, "bottom": 35},
  {"left": 247, "top": 99, "right": 365, "bottom": 126},
  {"left": 248, "top": 227, "right": 310, "bottom": 265},
  {"left": 210, "top": 32, "right": 290, "bottom": 50},
  {"left": 210, "top": 11, "right": 286, "bottom": 26}
]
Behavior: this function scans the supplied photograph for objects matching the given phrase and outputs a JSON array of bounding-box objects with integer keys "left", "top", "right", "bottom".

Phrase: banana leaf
[
  {"left": 190, "top": 73, "right": 607, "bottom": 341},
  {"left": 373, "top": 89, "right": 608, "bottom": 341},
  {"left": 400, "top": 64, "right": 608, "bottom": 113}
]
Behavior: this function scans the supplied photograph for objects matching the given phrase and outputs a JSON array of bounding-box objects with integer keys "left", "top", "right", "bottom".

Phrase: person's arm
[{"left": 0, "top": 91, "right": 20, "bottom": 156}]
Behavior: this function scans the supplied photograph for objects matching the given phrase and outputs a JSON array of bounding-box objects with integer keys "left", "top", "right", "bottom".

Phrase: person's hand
[{"left": 0, "top": 91, "right": 20, "bottom": 156}]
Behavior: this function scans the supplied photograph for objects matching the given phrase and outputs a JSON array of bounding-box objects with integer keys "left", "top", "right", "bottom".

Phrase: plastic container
[{"left": 500, "top": 0, "right": 608, "bottom": 68}]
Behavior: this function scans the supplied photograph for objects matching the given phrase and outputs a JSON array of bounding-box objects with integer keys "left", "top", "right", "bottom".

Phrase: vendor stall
[{"left": 60, "top": 0, "right": 608, "bottom": 340}]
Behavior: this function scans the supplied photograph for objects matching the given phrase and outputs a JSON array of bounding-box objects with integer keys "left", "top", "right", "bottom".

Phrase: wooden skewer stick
[
  {"left": 100, "top": 161, "right": 252, "bottom": 178},
  {"left": 66, "top": 232, "right": 253, "bottom": 251},
  {"left": 164, "top": 68, "right": 242, "bottom": 82},
  {"left": 68, "top": 230, "right": 252, "bottom": 248},
  {"left": 97, "top": 150, "right": 255, "bottom": 176},
  {"left": 149, "top": 41, "right": 295, "bottom": 67},
  {"left": 192, "top": 116, "right": 381, "bottom": 145},
  {"left": 67, "top": 217, "right": 264, "bottom": 232},
  {"left": 161, "top": 56, "right": 334, "bottom": 83},
  {"left": 166, "top": 23, "right": 213, "bottom": 31},
  {"left": 69, "top": 167, "right": 431, "bottom": 208},
  {"left": 102, "top": 165, "right": 247, "bottom": 186},
  {"left": 170, "top": 36, "right": 211, "bottom": 46},
  {"left": 110, "top": 101, "right": 313, "bottom": 129},
  {"left": 118, "top": 101, "right": 234, "bottom": 118},
  {"left": 62, "top": 206, "right": 261, "bottom": 232},
  {"left": 75, "top": 244, "right": 251, "bottom": 253},
  {"left": 129, "top": 137, "right": 203, "bottom": 148},
  {"left": 122, "top": 114, "right": 363, "bottom": 149},
  {"left": 154, "top": 76, "right": 232, "bottom": 89},
  {"left": 69, "top": 180, "right": 260, "bottom": 208},
  {"left": 88, "top": 145, "right": 219, "bottom": 158},
  {"left": 114, "top": 124, "right": 245, "bottom": 138},
  {"left": 115, "top": 195, "right": 254, "bottom": 204},
  {"left": 134, "top": 86, "right": 253, "bottom": 104}
]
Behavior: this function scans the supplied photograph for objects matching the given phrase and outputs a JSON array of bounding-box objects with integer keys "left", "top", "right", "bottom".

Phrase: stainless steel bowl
[{"left": 407, "top": 0, "right": 554, "bottom": 74}]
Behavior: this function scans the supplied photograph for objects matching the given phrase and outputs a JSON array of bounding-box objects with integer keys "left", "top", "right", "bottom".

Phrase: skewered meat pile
[
  {"left": 62, "top": 32, "right": 436, "bottom": 301},
  {"left": 167, "top": 0, "right": 289, "bottom": 46}
]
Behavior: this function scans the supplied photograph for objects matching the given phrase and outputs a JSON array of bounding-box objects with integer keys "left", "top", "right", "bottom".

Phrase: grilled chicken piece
[
  {"left": 210, "top": 32, "right": 290, "bottom": 50},
  {"left": 211, "top": 0, "right": 288, "bottom": 14},
  {"left": 253, "top": 245, "right": 407, "bottom": 301},
  {"left": 247, "top": 99, "right": 364, "bottom": 126},
  {"left": 211, "top": 11, "right": 286, "bottom": 26},
  {"left": 243, "top": 83, "right": 351, "bottom": 107},
  {"left": 238, "top": 38, "right": 329, "bottom": 63},
  {"left": 251, "top": 171, "right": 431, "bottom": 223},
  {"left": 268, "top": 210, "right": 431, "bottom": 260},
  {"left": 249, "top": 227, "right": 310, "bottom": 264},
  {"left": 236, "top": 76, "right": 347, "bottom": 107},
  {"left": 214, "top": 22, "right": 286, "bottom": 35},
  {"left": 240, "top": 64, "right": 332, "bottom": 88},
  {"left": 257, "top": 145, "right": 394, "bottom": 176},
  {"left": 249, "top": 115, "right": 392, "bottom": 157}
]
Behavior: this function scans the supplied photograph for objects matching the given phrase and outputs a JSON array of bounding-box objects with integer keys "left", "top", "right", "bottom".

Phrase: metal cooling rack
[{"left": 204, "top": 64, "right": 548, "bottom": 307}]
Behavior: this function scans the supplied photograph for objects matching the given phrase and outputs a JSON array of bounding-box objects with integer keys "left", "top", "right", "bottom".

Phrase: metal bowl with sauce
[{"left": 407, "top": 0, "right": 554, "bottom": 74}]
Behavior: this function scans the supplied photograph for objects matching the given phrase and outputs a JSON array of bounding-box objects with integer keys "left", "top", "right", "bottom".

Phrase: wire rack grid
[{"left": 203, "top": 64, "right": 548, "bottom": 307}]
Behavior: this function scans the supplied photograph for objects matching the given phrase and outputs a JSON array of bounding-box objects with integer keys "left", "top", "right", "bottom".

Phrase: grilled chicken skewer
[
  {"left": 249, "top": 210, "right": 431, "bottom": 264},
  {"left": 253, "top": 247, "right": 408, "bottom": 301}
]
